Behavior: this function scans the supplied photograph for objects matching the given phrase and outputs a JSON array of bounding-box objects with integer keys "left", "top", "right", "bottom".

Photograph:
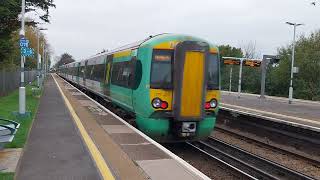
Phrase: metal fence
[{"left": 0, "top": 69, "right": 37, "bottom": 97}]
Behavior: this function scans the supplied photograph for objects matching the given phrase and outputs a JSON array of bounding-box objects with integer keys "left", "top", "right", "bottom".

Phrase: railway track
[
  {"left": 188, "top": 137, "right": 314, "bottom": 180},
  {"left": 218, "top": 110, "right": 320, "bottom": 160},
  {"left": 215, "top": 125, "right": 320, "bottom": 166}
]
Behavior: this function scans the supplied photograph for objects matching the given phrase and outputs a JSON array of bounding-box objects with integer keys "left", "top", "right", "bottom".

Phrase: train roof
[{"left": 62, "top": 33, "right": 218, "bottom": 66}]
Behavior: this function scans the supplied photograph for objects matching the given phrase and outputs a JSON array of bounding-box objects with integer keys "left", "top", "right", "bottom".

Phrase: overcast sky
[{"left": 43, "top": 0, "right": 320, "bottom": 61}]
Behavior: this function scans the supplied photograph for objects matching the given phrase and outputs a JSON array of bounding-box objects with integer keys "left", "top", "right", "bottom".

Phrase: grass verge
[
  {"left": 0, "top": 82, "right": 39, "bottom": 148},
  {"left": 0, "top": 172, "right": 14, "bottom": 180},
  {"left": 0, "top": 82, "right": 42, "bottom": 179},
  {"left": 0, "top": 82, "right": 41, "bottom": 148}
]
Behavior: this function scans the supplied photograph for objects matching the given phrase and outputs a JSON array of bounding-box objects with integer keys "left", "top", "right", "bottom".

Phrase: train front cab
[{"left": 136, "top": 38, "right": 220, "bottom": 142}]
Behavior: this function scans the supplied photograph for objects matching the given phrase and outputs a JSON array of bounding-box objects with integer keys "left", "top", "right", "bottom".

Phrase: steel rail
[
  {"left": 214, "top": 125, "right": 320, "bottom": 165},
  {"left": 219, "top": 109, "right": 320, "bottom": 145},
  {"left": 186, "top": 142, "right": 258, "bottom": 180},
  {"left": 194, "top": 137, "right": 314, "bottom": 180}
]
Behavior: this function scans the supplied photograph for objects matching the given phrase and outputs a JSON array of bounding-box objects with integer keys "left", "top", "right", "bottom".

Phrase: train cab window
[
  {"left": 150, "top": 50, "right": 173, "bottom": 89},
  {"left": 207, "top": 53, "right": 219, "bottom": 90}
]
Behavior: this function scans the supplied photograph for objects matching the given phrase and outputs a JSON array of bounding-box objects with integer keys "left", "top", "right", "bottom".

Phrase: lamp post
[
  {"left": 42, "top": 43, "right": 45, "bottom": 83},
  {"left": 229, "top": 66, "right": 233, "bottom": 93},
  {"left": 286, "top": 22, "right": 303, "bottom": 104},
  {"left": 237, "top": 58, "right": 244, "bottom": 98},
  {"left": 19, "top": 0, "right": 26, "bottom": 115},
  {"left": 260, "top": 55, "right": 280, "bottom": 99},
  {"left": 37, "top": 28, "right": 47, "bottom": 88}
]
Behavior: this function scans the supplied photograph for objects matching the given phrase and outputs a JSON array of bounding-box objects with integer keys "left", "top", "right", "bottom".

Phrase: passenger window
[
  {"left": 111, "top": 61, "right": 133, "bottom": 88},
  {"left": 91, "top": 64, "right": 105, "bottom": 81}
]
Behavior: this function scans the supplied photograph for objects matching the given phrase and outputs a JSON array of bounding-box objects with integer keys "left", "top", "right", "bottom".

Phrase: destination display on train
[{"left": 154, "top": 55, "right": 171, "bottom": 61}]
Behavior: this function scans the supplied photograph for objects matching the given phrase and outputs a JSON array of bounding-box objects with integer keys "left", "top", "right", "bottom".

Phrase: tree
[
  {"left": 267, "top": 30, "right": 320, "bottom": 100},
  {"left": 218, "top": 45, "right": 243, "bottom": 91},
  {"left": 0, "top": 0, "right": 55, "bottom": 69},
  {"left": 0, "top": 0, "right": 55, "bottom": 36},
  {"left": 241, "top": 41, "right": 261, "bottom": 94},
  {"left": 55, "top": 53, "right": 75, "bottom": 68},
  {"left": 0, "top": 26, "right": 50, "bottom": 70},
  {"left": 241, "top": 41, "right": 260, "bottom": 59}
]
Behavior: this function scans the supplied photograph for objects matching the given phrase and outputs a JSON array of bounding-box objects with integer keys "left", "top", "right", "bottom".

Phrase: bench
[
  {"left": 0, "top": 118, "right": 20, "bottom": 146},
  {"left": 0, "top": 118, "right": 19, "bottom": 172}
]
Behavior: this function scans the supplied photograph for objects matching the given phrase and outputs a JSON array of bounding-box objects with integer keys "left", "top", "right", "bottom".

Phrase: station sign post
[
  {"left": 17, "top": 34, "right": 34, "bottom": 117},
  {"left": 222, "top": 57, "right": 262, "bottom": 98},
  {"left": 260, "top": 55, "right": 280, "bottom": 99}
]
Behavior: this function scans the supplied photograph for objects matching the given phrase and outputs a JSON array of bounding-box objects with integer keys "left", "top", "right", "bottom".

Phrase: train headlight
[
  {"left": 209, "top": 99, "right": 218, "bottom": 108},
  {"left": 152, "top": 98, "right": 168, "bottom": 109},
  {"left": 152, "top": 98, "right": 162, "bottom": 108}
]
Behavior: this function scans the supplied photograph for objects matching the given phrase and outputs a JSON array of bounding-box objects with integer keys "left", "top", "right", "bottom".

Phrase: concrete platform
[
  {"left": 221, "top": 91, "right": 320, "bottom": 130},
  {"left": 0, "top": 148, "right": 22, "bottom": 173},
  {"left": 52, "top": 74, "right": 209, "bottom": 180},
  {"left": 15, "top": 75, "right": 101, "bottom": 180}
]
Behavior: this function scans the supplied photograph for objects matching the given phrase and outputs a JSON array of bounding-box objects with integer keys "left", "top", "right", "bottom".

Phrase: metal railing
[{"left": 0, "top": 69, "right": 37, "bottom": 96}]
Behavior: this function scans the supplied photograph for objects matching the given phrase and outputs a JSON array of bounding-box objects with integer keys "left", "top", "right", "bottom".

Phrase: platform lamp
[
  {"left": 286, "top": 22, "right": 304, "bottom": 104},
  {"left": 18, "top": 0, "right": 27, "bottom": 116},
  {"left": 37, "top": 28, "right": 47, "bottom": 88},
  {"left": 16, "top": 0, "right": 34, "bottom": 117}
]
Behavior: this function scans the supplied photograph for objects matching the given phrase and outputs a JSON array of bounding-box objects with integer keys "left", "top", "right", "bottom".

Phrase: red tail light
[
  {"left": 161, "top": 101, "right": 168, "bottom": 109},
  {"left": 205, "top": 102, "right": 211, "bottom": 109}
]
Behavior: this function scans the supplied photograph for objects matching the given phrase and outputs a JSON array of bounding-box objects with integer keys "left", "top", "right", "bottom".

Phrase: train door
[
  {"left": 109, "top": 53, "right": 134, "bottom": 111},
  {"left": 104, "top": 55, "right": 113, "bottom": 97},
  {"left": 173, "top": 41, "right": 209, "bottom": 121},
  {"left": 84, "top": 60, "right": 88, "bottom": 86},
  {"left": 76, "top": 62, "right": 80, "bottom": 83}
]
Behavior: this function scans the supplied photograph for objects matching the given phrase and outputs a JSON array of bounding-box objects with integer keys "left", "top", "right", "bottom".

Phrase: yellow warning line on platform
[{"left": 52, "top": 74, "right": 115, "bottom": 180}]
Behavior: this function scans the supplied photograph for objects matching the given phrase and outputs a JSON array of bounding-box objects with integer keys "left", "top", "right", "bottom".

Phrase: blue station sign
[
  {"left": 19, "top": 37, "right": 29, "bottom": 48},
  {"left": 19, "top": 37, "right": 34, "bottom": 57},
  {"left": 21, "top": 47, "right": 34, "bottom": 57}
]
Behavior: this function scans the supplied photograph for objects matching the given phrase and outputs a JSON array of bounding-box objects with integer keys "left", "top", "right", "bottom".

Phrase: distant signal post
[{"left": 222, "top": 57, "right": 262, "bottom": 98}]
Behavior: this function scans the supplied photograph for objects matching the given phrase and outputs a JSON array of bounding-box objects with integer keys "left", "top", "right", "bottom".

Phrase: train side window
[
  {"left": 85, "top": 65, "right": 93, "bottom": 79},
  {"left": 130, "top": 57, "right": 142, "bottom": 90},
  {"left": 92, "top": 64, "right": 105, "bottom": 81},
  {"left": 79, "top": 66, "right": 85, "bottom": 78},
  {"left": 111, "top": 61, "right": 132, "bottom": 88}
]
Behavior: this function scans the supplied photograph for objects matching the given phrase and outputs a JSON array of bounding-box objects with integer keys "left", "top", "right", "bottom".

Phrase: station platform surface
[
  {"left": 16, "top": 74, "right": 208, "bottom": 180},
  {"left": 220, "top": 91, "right": 320, "bottom": 130},
  {"left": 16, "top": 75, "right": 100, "bottom": 180}
]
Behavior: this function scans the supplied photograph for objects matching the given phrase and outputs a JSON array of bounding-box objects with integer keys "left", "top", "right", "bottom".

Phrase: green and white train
[{"left": 58, "top": 33, "right": 220, "bottom": 142}]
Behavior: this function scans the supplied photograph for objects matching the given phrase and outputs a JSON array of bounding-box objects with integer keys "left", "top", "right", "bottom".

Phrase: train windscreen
[
  {"left": 207, "top": 53, "right": 219, "bottom": 90},
  {"left": 150, "top": 50, "right": 173, "bottom": 89}
]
